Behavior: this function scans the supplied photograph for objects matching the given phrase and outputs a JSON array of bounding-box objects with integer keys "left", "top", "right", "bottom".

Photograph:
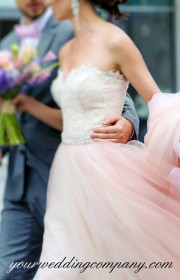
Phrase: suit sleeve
[{"left": 122, "top": 93, "right": 139, "bottom": 140}]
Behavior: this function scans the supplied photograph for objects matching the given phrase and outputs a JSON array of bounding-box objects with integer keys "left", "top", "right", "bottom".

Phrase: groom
[{"left": 0, "top": 0, "right": 139, "bottom": 279}]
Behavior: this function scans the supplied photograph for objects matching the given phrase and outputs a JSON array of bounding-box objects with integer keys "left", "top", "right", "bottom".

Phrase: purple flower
[
  {"left": 27, "top": 70, "right": 50, "bottom": 85},
  {"left": 0, "top": 69, "right": 16, "bottom": 94},
  {"left": 34, "top": 57, "right": 43, "bottom": 66},
  {"left": 16, "top": 65, "right": 33, "bottom": 84}
]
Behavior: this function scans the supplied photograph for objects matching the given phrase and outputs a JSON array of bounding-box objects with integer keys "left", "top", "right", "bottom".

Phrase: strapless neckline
[{"left": 59, "top": 64, "right": 125, "bottom": 84}]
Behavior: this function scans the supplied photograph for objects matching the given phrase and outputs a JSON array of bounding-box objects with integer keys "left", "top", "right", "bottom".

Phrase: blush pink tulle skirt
[{"left": 36, "top": 93, "right": 180, "bottom": 280}]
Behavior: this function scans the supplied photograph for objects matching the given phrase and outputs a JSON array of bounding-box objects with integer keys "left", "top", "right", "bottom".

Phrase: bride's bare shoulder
[
  {"left": 103, "top": 22, "right": 140, "bottom": 56},
  {"left": 103, "top": 22, "right": 142, "bottom": 67}
]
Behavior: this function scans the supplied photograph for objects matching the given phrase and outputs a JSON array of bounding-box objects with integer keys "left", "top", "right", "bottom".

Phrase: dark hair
[{"left": 90, "top": 0, "right": 128, "bottom": 19}]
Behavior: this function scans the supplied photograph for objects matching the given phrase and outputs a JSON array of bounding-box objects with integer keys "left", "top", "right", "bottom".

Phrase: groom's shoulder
[
  {"left": 48, "top": 17, "right": 74, "bottom": 41},
  {"left": 56, "top": 20, "right": 74, "bottom": 41}
]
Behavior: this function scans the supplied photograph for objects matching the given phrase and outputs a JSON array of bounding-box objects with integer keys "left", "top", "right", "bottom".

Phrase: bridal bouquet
[{"left": 0, "top": 44, "right": 58, "bottom": 146}]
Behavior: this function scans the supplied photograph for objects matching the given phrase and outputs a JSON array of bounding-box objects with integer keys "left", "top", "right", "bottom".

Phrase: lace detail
[
  {"left": 62, "top": 132, "right": 94, "bottom": 145},
  {"left": 51, "top": 64, "right": 129, "bottom": 139},
  {"left": 60, "top": 64, "right": 125, "bottom": 84}
]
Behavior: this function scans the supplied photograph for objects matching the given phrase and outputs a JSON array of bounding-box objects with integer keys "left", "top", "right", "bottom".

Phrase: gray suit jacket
[
  {"left": 0, "top": 17, "right": 73, "bottom": 202},
  {"left": 0, "top": 16, "right": 139, "bottom": 202}
]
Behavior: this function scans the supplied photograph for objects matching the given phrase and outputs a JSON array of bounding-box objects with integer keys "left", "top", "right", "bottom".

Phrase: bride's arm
[
  {"left": 111, "top": 31, "right": 160, "bottom": 103},
  {"left": 12, "top": 94, "right": 63, "bottom": 131}
]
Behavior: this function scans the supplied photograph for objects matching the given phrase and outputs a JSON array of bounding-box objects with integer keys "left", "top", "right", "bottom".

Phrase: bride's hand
[
  {"left": 12, "top": 94, "right": 62, "bottom": 130},
  {"left": 91, "top": 116, "right": 134, "bottom": 144},
  {"left": 0, "top": 97, "right": 3, "bottom": 110},
  {"left": 12, "top": 93, "right": 37, "bottom": 113}
]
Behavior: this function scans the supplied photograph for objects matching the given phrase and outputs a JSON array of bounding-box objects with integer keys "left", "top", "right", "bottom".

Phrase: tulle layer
[
  {"left": 146, "top": 92, "right": 180, "bottom": 166},
  {"left": 36, "top": 93, "right": 180, "bottom": 280},
  {"left": 36, "top": 141, "right": 180, "bottom": 280}
]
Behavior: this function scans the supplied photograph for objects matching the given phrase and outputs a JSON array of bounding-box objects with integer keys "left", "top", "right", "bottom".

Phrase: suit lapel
[
  {"left": 11, "top": 35, "right": 20, "bottom": 45},
  {"left": 38, "top": 16, "right": 59, "bottom": 57}
]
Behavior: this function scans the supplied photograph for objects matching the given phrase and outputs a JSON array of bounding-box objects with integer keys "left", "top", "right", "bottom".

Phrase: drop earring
[{"left": 71, "top": 0, "right": 80, "bottom": 31}]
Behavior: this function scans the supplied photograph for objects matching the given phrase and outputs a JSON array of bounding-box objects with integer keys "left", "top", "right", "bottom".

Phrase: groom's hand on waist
[{"left": 91, "top": 116, "right": 134, "bottom": 144}]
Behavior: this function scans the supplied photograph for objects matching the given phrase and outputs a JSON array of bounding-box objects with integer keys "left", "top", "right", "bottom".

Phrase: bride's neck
[{"left": 71, "top": 2, "right": 103, "bottom": 36}]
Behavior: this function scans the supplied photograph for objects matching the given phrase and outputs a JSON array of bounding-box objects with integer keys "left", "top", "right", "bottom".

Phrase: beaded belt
[{"left": 62, "top": 132, "right": 95, "bottom": 145}]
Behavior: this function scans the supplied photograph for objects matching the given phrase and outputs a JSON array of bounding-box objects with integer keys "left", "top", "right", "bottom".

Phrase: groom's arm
[
  {"left": 122, "top": 93, "right": 139, "bottom": 140},
  {"left": 91, "top": 93, "right": 139, "bottom": 143}
]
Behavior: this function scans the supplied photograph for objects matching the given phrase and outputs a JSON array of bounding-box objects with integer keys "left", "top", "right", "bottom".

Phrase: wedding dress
[{"left": 35, "top": 65, "right": 180, "bottom": 280}]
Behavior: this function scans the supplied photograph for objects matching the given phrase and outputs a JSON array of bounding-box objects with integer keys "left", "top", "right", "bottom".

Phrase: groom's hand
[{"left": 91, "top": 116, "right": 134, "bottom": 143}]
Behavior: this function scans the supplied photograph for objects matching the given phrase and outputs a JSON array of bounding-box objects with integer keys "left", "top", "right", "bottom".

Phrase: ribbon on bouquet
[{"left": 0, "top": 100, "right": 16, "bottom": 114}]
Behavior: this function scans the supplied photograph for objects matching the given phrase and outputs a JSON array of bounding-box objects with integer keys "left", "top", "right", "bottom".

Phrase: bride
[{"left": 35, "top": 0, "right": 180, "bottom": 279}]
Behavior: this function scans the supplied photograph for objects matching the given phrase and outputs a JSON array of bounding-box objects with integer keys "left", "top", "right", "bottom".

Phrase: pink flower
[
  {"left": 14, "top": 57, "right": 25, "bottom": 68},
  {"left": 43, "top": 51, "right": 57, "bottom": 62},
  {"left": 21, "top": 45, "right": 37, "bottom": 62},
  {"left": 0, "top": 51, "right": 12, "bottom": 69},
  {"left": 29, "top": 62, "right": 41, "bottom": 73}
]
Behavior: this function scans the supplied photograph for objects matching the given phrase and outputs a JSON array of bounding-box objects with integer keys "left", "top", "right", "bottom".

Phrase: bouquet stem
[{"left": 0, "top": 100, "right": 26, "bottom": 146}]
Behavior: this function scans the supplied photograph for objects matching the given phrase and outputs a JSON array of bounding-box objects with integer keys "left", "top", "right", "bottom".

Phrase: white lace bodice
[{"left": 51, "top": 64, "right": 129, "bottom": 144}]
